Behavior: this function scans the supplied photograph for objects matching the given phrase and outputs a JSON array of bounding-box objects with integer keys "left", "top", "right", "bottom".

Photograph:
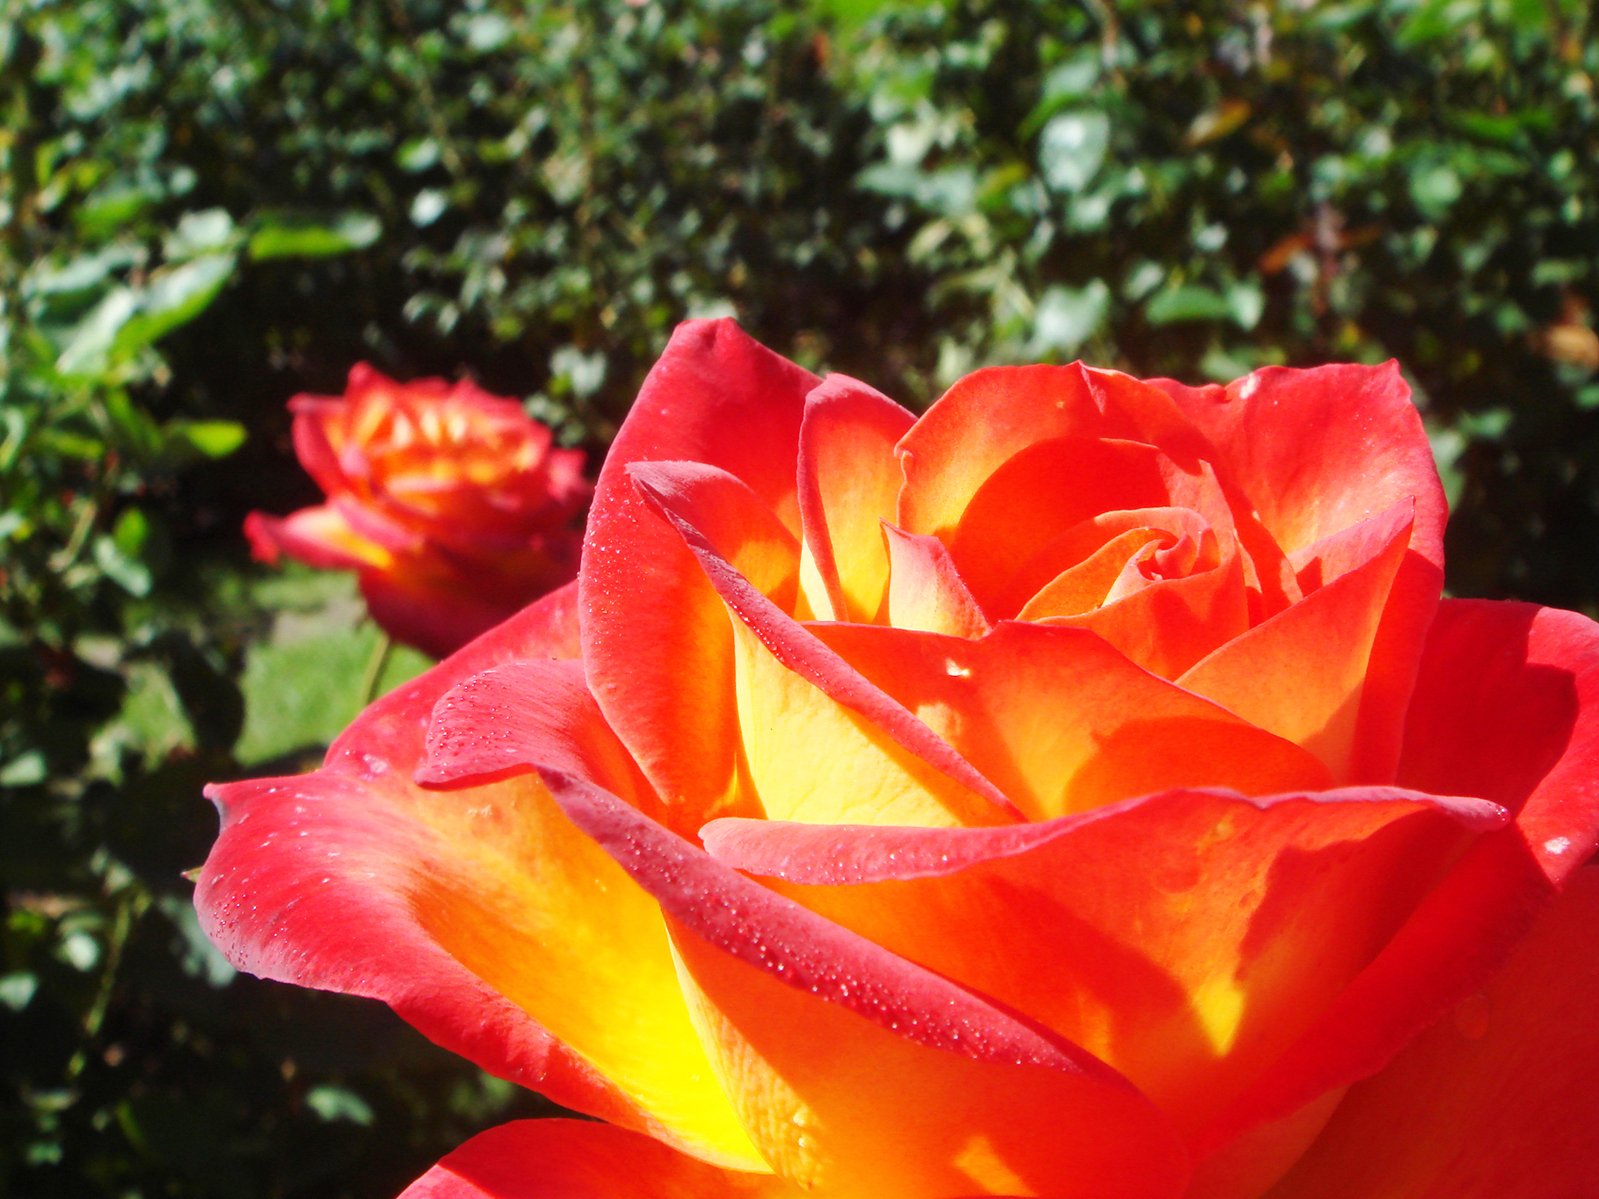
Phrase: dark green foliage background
[{"left": 3, "top": 0, "right": 1597, "bottom": 1194}]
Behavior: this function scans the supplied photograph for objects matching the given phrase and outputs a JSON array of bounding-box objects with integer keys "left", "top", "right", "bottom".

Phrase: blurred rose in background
[{"left": 245, "top": 365, "right": 589, "bottom": 657}]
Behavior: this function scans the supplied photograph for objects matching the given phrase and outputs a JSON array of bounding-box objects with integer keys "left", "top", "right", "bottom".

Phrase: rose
[
  {"left": 245, "top": 363, "right": 589, "bottom": 657},
  {"left": 199, "top": 321, "right": 1599, "bottom": 1198}
]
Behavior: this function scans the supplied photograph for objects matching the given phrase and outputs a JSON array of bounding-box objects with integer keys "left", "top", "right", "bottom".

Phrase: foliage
[{"left": 2, "top": 0, "right": 1597, "bottom": 1194}]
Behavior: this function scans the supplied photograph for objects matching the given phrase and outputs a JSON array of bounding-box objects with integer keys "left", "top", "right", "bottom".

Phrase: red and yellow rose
[
  {"left": 245, "top": 364, "right": 589, "bottom": 657},
  {"left": 201, "top": 321, "right": 1599, "bottom": 1198}
]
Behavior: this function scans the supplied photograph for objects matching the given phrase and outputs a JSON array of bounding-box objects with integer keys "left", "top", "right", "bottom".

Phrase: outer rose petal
[
  {"left": 1263, "top": 866, "right": 1599, "bottom": 1199},
  {"left": 196, "top": 588, "right": 763, "bottom": 1170},
  {"left": 244, "top": 505, "right": 385, "bottom": 572},
  {"left": 701, "top": 785, "right": 1504, "bottom": 1163},
  {"left": 581, "top": 319, "right": 818, "bottom": 815},
  {"left": 400, "top": 1120, "right": 795, "bottom": 1199},
  {"left": 1398, "top": 599, "right": 1599, "bottom": 879},
  {"left": 1187, "top": 599, "right": 1599, "bottom": 1160},
  {"left": 536, "top": 768, "right": 1192, "bottom": 1199},
  {"left": 288, "top": 394, "right": 353, "bottom": 497}
]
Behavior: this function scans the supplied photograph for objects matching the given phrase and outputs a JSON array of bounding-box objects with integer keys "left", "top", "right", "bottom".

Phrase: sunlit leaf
[
  {"left": 247, "top": 211, "right": 382, "bottom": 260},
  {"left": 1038, "top": 111, "right": 1109, "bottom": 193}
]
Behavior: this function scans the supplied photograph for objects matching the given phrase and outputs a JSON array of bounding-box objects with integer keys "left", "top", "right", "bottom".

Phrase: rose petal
[
  {"left": 536, "top": 767, "right": 1192, "bottom": 1199},
  {"left": 896, "top": 363, "right": 1207, "bottom": 541},
  {"left": 810, "top": 621, "right": 1334, "bottom": 821},
  {"left": 726, "top": 616, "right": 1007, "bottom": 826},
  {"left": 399, "top": 1120, "right": 793, "bottom": 1199},
  {"left": 1177, "top": 500, "right": 1415, "bottom": 780},
  {"left": 580, "top": 320, "right": 818, "bottom": 815},
  {"left": 1262, "top": 866, "right": 1599, "bottom": 1199},
  {"left": 883, "top": 524, "right": 992, "bottom": 638},
  {"left": 795, "top": 374, "right": 915, "bottom": 623},
  {"left": 946, "top": 435, "right": 1233, "bottom": 616},
  {"left": 244, "top": 506, "right": 385, "bottom": 572},
  {"left": 316, "top": 581, "right": 579, "bottom": 778},
  {"left": 358, "top": 558, "right": 544, "bottom": 662},
  {"left": 702, "top": 784, "right": 1503, "bottom": 1162},
  {"left": 1021, "top": 512, "right": 1251, "bottom": 679},
  {"left": 621, "top": 460, "right": 802, "bottom": 611},
  {"left": 1187, "top": 600, "right": 1599, "bottom": 1157},
  {"left": 1149, "top": 363, "right": 1444, "bottom": 575},
  {"left": 196, "top": 591, "right": 762, "bottom": 1170},
  {"left": 288, "top": 393, "right": 354, "bottom": 496},
  {"left": 419, "top": 660, "right": 654, "bottom": 809},
  {"left": 1154, "top": 363, "right": 1446, "bottom": 774},
  {"left": 332, "top": 492, "right": 429, "bottom": 556},
  {"left": 1398, "top": 599, "right": 1599, "bottom": 880}
]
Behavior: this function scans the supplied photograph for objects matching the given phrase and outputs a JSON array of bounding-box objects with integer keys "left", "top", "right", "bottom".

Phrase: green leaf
[
  {"left": 1146, "top": 284, "right": 1234, "bottom": 325},
  {"left": 1409, "top": 162, "right": 1463, "bottom": 221},
  {"left": 1, "top": 408, "right": 30, "bottom": 472},
  {"left": 396, "top": 138, "right": 441, "bottom": 173},
  {"left": 460, "top": 12, "right": 513, "bottom": 51},
  {"left": 0, "top": 972, "right": 37, "bottom": 1012},
  {"left": 105, "top": 390, "right": 165, "bottom": 458},
  {"left": 28, "top": 242, "right": 141, "bottom": 298},
  {"left": 1227, "top": 281, "right": 1265, "bottom": 331},
  {"left": 0, "top": 750, "right": 48, "bottom": 787},
  {"left": 247, "top": 211, "right": 382, "bottom": 260},
  {"left": 112, "top": 253, "right": 237, "bottom": 356},
  {"left": 162, "top": 208, "right": 238, "bottom": 261},
  {"left": 1030, "top": 280, "right": 1109, "bottom": 356},
  {"left": 163, "top": 419, "right": 246, "bottom": 460},
  {"left": 1396, "top": 0, "right": 1464, "bottom": 46},
  {"left": 73, "top": 181, "right": 161, "bottom": 238},
  {"left": 409, "top": 190, "right": 448, "bottom": 228},
  {"left": 305, "top": 1085, "right": 375, "bottom": 1127},
  {"left": 94, "top": 532, "right": 154, "bottom": 597},
  {"left": 55, "top": 286, "right": 139, "bottom": 377},
  {"left": 1038, "top": 111, "right": 1110, "bottom": 193},
  {"left": 112, "top": 507, "right": 151, "bottom": 559},
  {"left": 36, "top": 428, "right": 106, "bottom": 459}
]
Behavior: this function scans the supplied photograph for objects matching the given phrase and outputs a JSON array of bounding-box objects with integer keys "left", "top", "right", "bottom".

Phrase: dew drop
[
  {"left": 1544, "top": 835, "right": 1572, "bottom": 857},
  {"left": 1152, "top": 853, "right": 1201, "bottom": 895}
]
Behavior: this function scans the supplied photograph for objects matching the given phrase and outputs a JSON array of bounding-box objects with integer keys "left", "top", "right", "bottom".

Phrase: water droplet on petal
[{"left": 1153, "top": 853, "right": 1201, "bottom": 895}]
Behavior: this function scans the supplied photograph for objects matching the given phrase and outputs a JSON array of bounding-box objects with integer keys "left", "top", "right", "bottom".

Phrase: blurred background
[{"left": 3, "top": 0, "right": 1597, "bottom": 1194}]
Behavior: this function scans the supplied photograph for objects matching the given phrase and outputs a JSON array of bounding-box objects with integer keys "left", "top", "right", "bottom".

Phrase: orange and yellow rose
[
  {"left": 245, "top": 364, "right": 589, "bottom": 657},
  {"left": 201, "top": 321, "right": 1599, "bottom": 1198}
]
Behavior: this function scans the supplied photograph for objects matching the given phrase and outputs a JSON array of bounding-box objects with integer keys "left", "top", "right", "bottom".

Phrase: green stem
[
  {"left": 359, "top": 629, "right": 395, "bottom": 705},
  {"left": 65, "top": 887, "right": 150, "bottom": 1084}
]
